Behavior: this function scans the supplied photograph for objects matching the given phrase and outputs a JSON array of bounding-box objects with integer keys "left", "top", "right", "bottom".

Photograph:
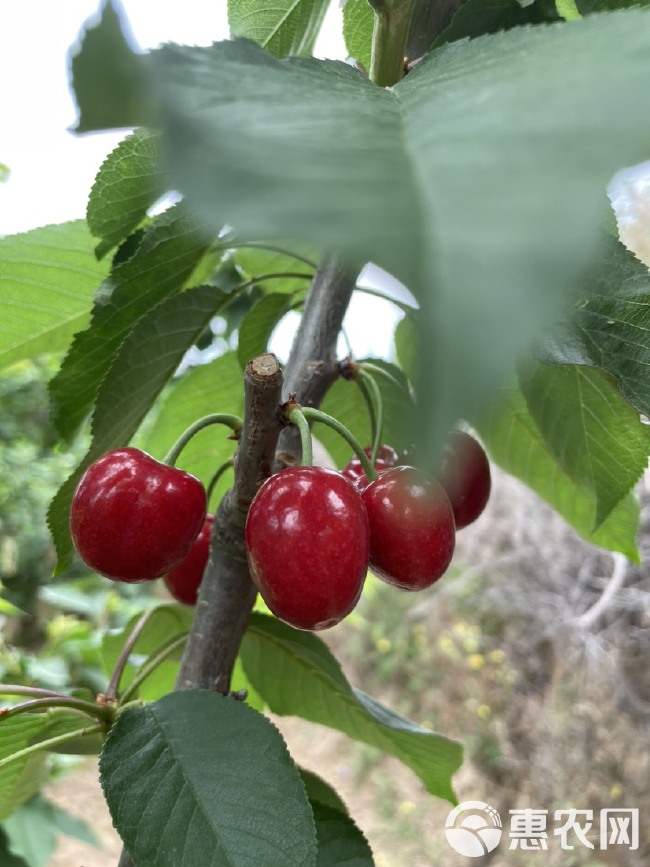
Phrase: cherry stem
[
  {"left": 0, "top": 722, "right": 105, "bottom": 771},
  {"left": 287, "top": 408, "right": 314, "bottom": 467},
  {"left": 120, "top": 634, "right": 188, "bottom": 705},
  {"left": 0, "top": 684, "right": 66, "bottom": 700},
  {"left": 164, "top": 414, "right": 244, "bottom": 467},
  {"left": 0, "top": 696, "right": 113, "bottom": 723},
  {"left": 354, "top": 284, "right": 414, "bottom": 314},
  {"left": 300, "top": 407, "right": 378, "bottom": 482},
  {"left": 359, "top": 361, "right": 413, "bottom": 402},
  {"left": 225, "top": 242, "right": 318, "bottom": 270},
  {"left": 206, "top": 458, "right": 235, "bottom": 507},
  {"left": 106, "top": 608, "right": 155, "bottom": 702},
  {"left": 355, "top": 367, "right": 384, "bottom": 465},
  {"left": 236, "top": 271, "right": 315, "bottom": 293}
]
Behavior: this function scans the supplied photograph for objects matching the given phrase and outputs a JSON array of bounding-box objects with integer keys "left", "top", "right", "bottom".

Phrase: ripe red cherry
[
  {"left": 438, "top": 431, "right": 491, "bottom": 529},
  {"left": 361, "top": 466, "right": 455, "bottom": 591},
  {"left": 164, "top": 514, "right": 214, "bottom": 605},
  {"left": 341, "top": 444, "right": 399, "bottom": 490},
  {"left": 245, "top": 466, "right": 369, "bottom": 630},
  {"left": 70, "top": 448, "right": 206, "bottom": 583}
]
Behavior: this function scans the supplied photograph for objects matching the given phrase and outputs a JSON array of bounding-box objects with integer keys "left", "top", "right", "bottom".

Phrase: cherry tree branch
[
  {"left": 117, "top": 257, "right": 359, "bottom": 867},
  {"left": 174, "top": 353, "right": 284, "bottom": 694},
  {"left": 275, "top": 253, "right": 360, "bottom": 466}
]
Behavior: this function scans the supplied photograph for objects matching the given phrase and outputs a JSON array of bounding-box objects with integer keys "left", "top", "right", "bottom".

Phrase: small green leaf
[
  {"left": 99, "top": 691, "right": 318, "bottom": 867},
  {"left": 70, "top": 0, "right": 151, "bottom": 133},
  {"left": 475, "top": 385, "right": 641, "bottom": 560},
  {"left": 49, "top": 205, "right": 214, "bottom": 441},
  {"left": 237, "top": 292, "right": 299, "bottom": 369},
  {"left": 312, "top": 802, "right": 375, "bottom": 866},
  {"left": 241, "top": 613, "right": 462, "bottom": 804},
  {"left": 520, "top": 364, "right": 650, "bottom": 527},
  {"left": 87, "top": 129, "right": 165, "bottom": 258},
  {"left": 48, "top": 282, "right": 230, "bottom": 572},
  {"left": 228, "top": 0, "right": 331, "bottom": 58},
  {"left": 342, "top": 0, "right": 373, "bottom": 71},
  {"left": 0, "top": 222, "right": 110, "bottom": 371}
]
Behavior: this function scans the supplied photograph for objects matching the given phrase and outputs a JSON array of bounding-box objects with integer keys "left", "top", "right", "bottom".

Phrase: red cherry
[
  {"left": 245, "top": 466, "right": 369, "bottom": 630},
  {"left": 438, "top": 431, "right": 491, "bottom": 529},
  {"left": 70, "top": 448, "right": 207, "bottom": 583},
  {"left": 341, "top": 444, "right": 399, "bottom": 490},
  {"left": 361, "top": 466, "right": 455, "bottom": 591},
  {"left": 164, "top": 514, "right": 214, "bottom": 605}
]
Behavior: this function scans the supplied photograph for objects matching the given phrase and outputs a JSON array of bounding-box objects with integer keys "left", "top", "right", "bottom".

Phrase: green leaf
[
  {"left": 0, "top": 164, "right": 10, "bottom": 184},
  {"left": 475, "top": 385, "right": 641, "bottom": 560},
  {"left": 241, "top": 613, "right": 462, "bottom": 804},
  {"left": 139, "top": 351, "right": 243, "bottom": 497},
  {"left": 228, "top": 0, "right": 331, "bottom": 58},
  {"left": 70, "top": 0, "right": 151, "bottom": 133},
  {"left": 0, "top": 717, "right": 49, "bottom": 822},
  {"left": 87, "top": 129, "right": 165, "bottom": 258},
  {"left": 237, "top": 292, "right": 299, "bottom": 369},
  {"left": 231, "top": 657, "right": 266, "bottom": 713},
  {"left": 519, "top": 364, "right": 650, "bottom": 527},
  {"left": 312, "top": 802, "right": 374, "bottom": 866},
  {"left": 319, "top": 360, "right": 414, "bottom": 468},
  {"left": 70, "top": 13, "right": 650, "bottom": 457},
  {"left": 342, "top": 0, "right": 373, "bottom": 71},
  {"left": 3, "top": 795, "right": 98, "bottom": 867},
  {"left": 146, "top": 16, "right": 650, "bottom": 454},
  {"left": 429, "top": 0, "right": 558, "bottom": 51},
  {"left": 0, "top": 222, "right": 110, "bottom": 371},
  {"left": 99, "top": 691, "right": 318, "bottom": 867},
  {"left": 539, "top": 237, "right": 650, "bottom": 418},
  {"left": 300, "top": 770, "right": 347, "bottom": 813},
  {"left": 49, "top": 205, "right": 214, "bottom": 441},
  {"left": 48, "top": 282, "right": 230, "bottom": 572}
]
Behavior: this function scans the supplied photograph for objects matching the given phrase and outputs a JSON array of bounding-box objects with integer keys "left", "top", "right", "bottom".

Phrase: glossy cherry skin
[
  {"left": 164, "top": 514, "right": 214, "bottom": 605},
  {"left": 341, "top": 444, "right": 399, "bottom": 490},
  {"left": 361, "top": 466, "right": 455, "bottom": 591},
  {"left": 70, "top": 448, "right": 207, "bottom": 583},
  {"left": 245, "top": 466, "right": 370, "bottom": 630},
  {"left": 438, "top": 431, "right": 491, "bottom": 529}
]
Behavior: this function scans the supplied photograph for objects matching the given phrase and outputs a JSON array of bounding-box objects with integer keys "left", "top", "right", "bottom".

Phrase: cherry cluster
[
  {"left": 245, "top": 431, "right": 491, "bottom": 631},
  {"left": 69, "top": 432, "right": 490, "bottom": 626}
]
